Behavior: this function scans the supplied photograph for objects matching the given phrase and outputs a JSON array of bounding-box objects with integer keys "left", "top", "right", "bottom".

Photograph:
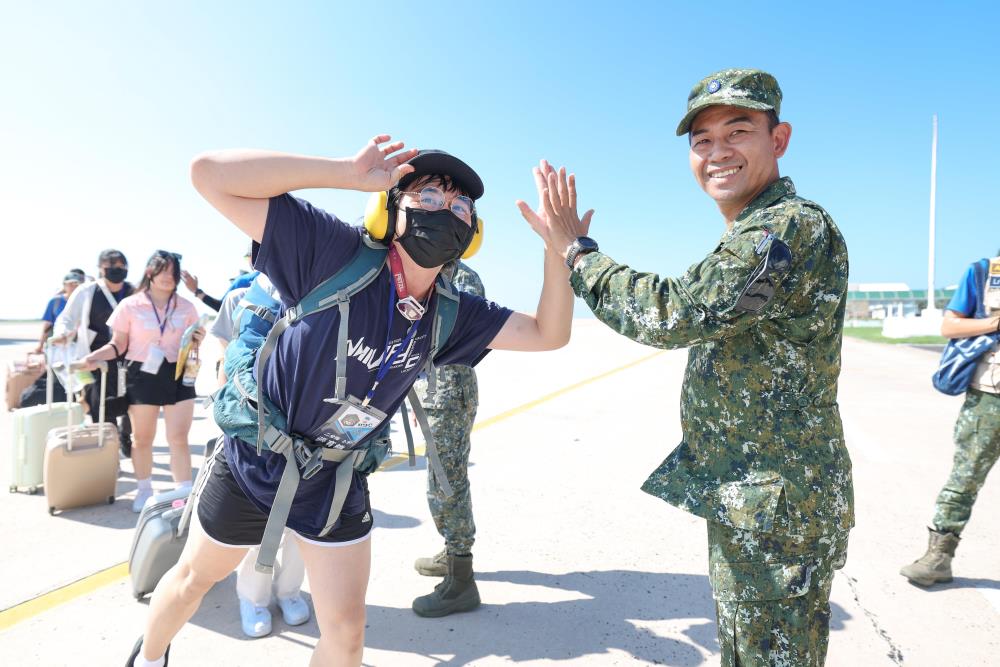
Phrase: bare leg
[
  {"left": 128, "top": 404, "right": 160, "bottom": 480},
  {"left": 163, "top": 399, "right": 194, "bottom": 484},
  {"left": 296, "top": 534, "right": 372, "bottom": 667},
  {"left": 142, "top": 517, "right": 248, "bottom": 660}
]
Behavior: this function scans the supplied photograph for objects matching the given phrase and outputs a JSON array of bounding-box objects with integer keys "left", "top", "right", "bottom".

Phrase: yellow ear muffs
[
  {"left": 364, "top": 191, "right": 391, "bottom": 242},
  {"left": 461, "top": 217, "right": 484, "bottom": 259}
]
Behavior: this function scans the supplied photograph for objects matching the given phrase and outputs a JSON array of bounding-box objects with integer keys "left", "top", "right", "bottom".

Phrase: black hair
[
  {"left": 98, "top": 249, "right": 128, "bottom": 267},
  {"left": 765, "top": 110, "right": 780, "bottom": 131},
  {"left": 384, "top": 173, "right": 476, "bottom": 243},
  {"left": 137, "top": 250, "right": 181, "bottom": 293}
]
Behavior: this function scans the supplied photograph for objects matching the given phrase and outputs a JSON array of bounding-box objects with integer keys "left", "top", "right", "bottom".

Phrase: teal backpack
[{"left": 210, "top": 233, "right": 459, "bottom": 573}]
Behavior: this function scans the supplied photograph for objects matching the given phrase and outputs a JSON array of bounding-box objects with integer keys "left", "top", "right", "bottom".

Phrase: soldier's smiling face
[{"left": 688, "top": 106, "right": 791, "bottom": 221}]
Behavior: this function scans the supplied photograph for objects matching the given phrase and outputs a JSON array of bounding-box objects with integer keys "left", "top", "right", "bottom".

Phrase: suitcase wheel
[
  {"left": 8, "top": 485, "right": 15, "bottom": 493},
  {"left": 135, "top": 592, "right": 146, "bottom": 600},
  {"left": 28, "top": 486, "right": 39, "bottom": 495},
  {"left": 48, "top": 507, "right": 55, "bottom": 516},
  {"left": 107, "top": 496, "right": 115, "bottom": 505}
]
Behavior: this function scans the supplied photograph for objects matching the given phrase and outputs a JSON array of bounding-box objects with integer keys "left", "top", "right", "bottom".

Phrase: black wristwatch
[
  {"left": 195, "top": 288, "right": 204, "bottom": 298},
  {"left": 565, "top": 236, "right": 599, "bottom": 269}
]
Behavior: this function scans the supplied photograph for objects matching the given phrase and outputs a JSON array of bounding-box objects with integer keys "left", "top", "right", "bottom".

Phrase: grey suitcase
[
  {"left": 127, "top": 448, "right": 215, "bottom": 599},
  {"left": 128, "top": 487, "right": 191, "bottom": 599}
]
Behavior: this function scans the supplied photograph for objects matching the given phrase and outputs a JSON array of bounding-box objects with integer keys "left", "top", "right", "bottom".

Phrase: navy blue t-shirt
[{"left": 224, "top": 194, "right": 512, "bottom": 535}]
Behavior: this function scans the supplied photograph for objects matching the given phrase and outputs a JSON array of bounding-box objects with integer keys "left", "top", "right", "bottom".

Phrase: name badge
[
  {"left": 314, "top": 396, "right": 387, "bottom": 449},
  {"left": 141, "top": 346, "right": 165, "bottom": 375}
]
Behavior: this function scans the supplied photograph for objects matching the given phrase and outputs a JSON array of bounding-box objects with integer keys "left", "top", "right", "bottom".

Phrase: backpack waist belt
[{"left": 255, "top": 424, "right": 371, "bottom": 574}]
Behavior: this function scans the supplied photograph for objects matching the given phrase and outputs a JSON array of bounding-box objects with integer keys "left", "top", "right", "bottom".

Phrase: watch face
[{"left": 577, "top": 236, "right": 599, "bottom": 251}]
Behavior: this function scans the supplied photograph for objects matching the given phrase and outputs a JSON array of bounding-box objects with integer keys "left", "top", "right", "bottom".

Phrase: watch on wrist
[
  {"left": 565, "top": 236, "right": 599, "bottom": 269},
  {"left": 195, "top": 288, "right": 204, "bottom": 298}
]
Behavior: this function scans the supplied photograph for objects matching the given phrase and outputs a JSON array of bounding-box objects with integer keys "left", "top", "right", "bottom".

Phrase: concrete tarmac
[{"left": 1, "top": 319, "right": 998, "bottom": 666}]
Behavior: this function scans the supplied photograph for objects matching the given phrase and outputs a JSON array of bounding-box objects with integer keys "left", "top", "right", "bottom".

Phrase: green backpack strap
[
  {"left": 254, "top": 235, "right": 387, "bottom": 454},
  {"left": 403, "top": 275, "right": 461, "bottom": 496}
]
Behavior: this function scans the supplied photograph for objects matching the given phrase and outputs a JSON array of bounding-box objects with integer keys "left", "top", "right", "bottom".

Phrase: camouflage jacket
[
  {"left": 418, "top": 260, "right": 484, "bottom": 411},
  {"left": 570, "top": 177, "right": 854, "bottom": 537}
]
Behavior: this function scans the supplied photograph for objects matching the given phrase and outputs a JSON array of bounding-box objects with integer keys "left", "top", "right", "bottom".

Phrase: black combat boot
[{"left": 412, "top": 553, "right": 481, "bottom": 618}]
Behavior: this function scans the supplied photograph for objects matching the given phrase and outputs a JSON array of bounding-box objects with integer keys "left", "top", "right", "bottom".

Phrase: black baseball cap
[{"left": 397, "top": 149, "right": 484, "bottom": 200}]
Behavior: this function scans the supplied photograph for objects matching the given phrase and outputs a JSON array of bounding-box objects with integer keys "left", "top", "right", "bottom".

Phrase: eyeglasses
[
  {"left": 400, "top": 187, "right": 474, "bottom": 223},
  {"left": 733, "top": 235, "right": 792, "bottom": 314},
  {"left": 155, "top": 250, "right": 182, "bottom": 262}
]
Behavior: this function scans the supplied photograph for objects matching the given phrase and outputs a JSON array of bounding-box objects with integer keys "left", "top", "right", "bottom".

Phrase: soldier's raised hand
[{"left": 517, "top": 160, "right": 594, "bottom": 261}]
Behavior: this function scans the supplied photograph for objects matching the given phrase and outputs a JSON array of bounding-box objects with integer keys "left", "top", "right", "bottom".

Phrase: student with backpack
[{"left": 124, "top": 137, "right": 592, "bottom": 667}]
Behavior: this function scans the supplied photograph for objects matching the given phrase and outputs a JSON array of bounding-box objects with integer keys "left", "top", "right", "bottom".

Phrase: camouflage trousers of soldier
[
  {"left": 933, "top": 389, "right": 1000, "bottom": 536},
  {"left": 425, "top": 403, "right": 477, "bottom": 555},
  {"left": 708, "top": 521, "right": 849, "bottom": 667}
]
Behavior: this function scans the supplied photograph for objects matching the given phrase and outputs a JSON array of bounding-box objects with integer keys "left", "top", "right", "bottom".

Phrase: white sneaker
[
  {"left": 239, "top": 599, "right": 272, "bottom": 638},
  {"left": 131, "top": 488, "right": 154, "bottom": 513},
  {"left": 277, "top": 595, "right": 311, "bottom": 626}
]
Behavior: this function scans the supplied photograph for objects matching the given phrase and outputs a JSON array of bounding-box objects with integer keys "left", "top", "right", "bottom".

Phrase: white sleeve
[{"left": 53, "top": 282, "right": 89, "bottom": 337}]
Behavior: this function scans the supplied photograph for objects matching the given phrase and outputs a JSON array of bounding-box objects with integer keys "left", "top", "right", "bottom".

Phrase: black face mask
[
  {"left": 104, "top": 267, "right": 128, "bottom": 283},
  {"left": 397, "top": 208, "right": 475, "bottom": 269}
]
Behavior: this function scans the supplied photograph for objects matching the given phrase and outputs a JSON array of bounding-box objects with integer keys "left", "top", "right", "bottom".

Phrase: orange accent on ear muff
[
  {"left": 462, "top": 217, "right": 484, "bottom": 259},
  {"left": 363, "top": 191, "right": 391, "bottom": 242}
]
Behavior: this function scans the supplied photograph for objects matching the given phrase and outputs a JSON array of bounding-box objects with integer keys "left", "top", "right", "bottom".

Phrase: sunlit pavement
[{"left": 1, "top": 320, "right": 997, "bottom": 666}]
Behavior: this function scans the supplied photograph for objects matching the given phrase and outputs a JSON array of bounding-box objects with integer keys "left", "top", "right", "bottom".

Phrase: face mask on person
[
  {"left": 104, "top": 267, "right": 128, "bottom": 283},
  {"left": 397, "top": 208, "right": 475, "bottom": 269}
]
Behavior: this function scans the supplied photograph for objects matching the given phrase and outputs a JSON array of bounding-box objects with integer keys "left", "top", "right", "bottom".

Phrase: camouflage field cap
[{"left": 675, "top": 68, "right": 782, "bottom": 136}]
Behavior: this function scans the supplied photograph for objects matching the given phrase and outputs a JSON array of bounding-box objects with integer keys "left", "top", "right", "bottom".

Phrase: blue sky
[{"left": 3, "top": 1, "right": 997, "bottom": 318}]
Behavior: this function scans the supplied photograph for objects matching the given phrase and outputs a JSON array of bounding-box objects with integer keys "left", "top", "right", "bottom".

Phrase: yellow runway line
[
  {"left": 0, "top": 561, "right": 128, "bottom": 631},
  {"left": 380, "top": 350, "right": 663, "bottom": 470},
  {"left": 0, "top": 349, "right": 663, "bottom": 630}
]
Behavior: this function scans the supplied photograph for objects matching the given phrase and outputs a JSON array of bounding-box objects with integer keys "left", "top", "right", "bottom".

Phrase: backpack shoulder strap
[
  {"left": 974, "top": 258, "right": 990, "bottom": 319},
  {"left": 423, "top": 275, "right": 460, "bottom": 397}
]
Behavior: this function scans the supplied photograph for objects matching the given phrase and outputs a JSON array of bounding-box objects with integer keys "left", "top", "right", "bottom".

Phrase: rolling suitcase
[
  {"left": 9, "top": 357, "right": 84, "bottom": 494},
  {"left": 127, "top": 452, "right": 212, "bottom": 599},
  {"left": 43, "top": 362, "right": 119, "bottom": 514},
  {"left": 5, "top": 353, "right": 45, "bottom": 411}
]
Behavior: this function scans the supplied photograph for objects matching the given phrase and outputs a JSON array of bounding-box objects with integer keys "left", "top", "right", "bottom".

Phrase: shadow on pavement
[
  {"left": 366, "top": 569, "right": 718, "bottom": 666},
  {"left": 922, "top": 576, "right": 1000, "bottom": 592}
]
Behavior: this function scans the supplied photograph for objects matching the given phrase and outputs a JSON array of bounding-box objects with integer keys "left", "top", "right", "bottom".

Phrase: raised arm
[
  {"left": 489, "top": 162, "right": 594, "bottom": 352},
  {"left": 189, "top": 135, "right": 419, "bottom": 242}
]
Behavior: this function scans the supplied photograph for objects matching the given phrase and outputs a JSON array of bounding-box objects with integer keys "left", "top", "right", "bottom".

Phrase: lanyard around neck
[
  {"left": 146, "top": 292, "right": 174, "bottom": 338},
  {"left": 362, "top": 270, "right": 422, "bottom": 407},
  {"left": 388, "top": 244, "right": 427, "bottom": 321}
]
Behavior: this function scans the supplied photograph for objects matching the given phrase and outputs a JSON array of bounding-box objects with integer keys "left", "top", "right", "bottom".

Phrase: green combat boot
[
  {"left": 414, "top": 549, "right": 448, "bottom": 577},
  {"left": 412, "top": 554, "right": 481, "bottom": 618},
  {"left": 900, "top": 528, "right": 960, "bottom": 586}
]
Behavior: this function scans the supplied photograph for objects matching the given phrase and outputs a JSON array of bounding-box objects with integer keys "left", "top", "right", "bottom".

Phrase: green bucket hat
[{"left": 675, "top": 68, "right": 782, "bottom": 136}]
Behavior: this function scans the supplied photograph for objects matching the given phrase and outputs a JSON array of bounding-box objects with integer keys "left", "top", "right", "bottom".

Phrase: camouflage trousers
[
  {"left": 424, "top": 402, "right": 477, "bottom": 556},
  {"left": 933, "top": 389, "right": 1000, "bottom": 536},
  {"left": 708, "top": 521, "right": 849, "bottom": 667}
]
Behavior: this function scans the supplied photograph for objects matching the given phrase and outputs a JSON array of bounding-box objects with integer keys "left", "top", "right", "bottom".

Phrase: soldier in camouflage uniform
[
  {"left": 525, "top": 69, "right": 854, "bottom": 666},
  {"left": 411, "top": 259, "right": 485, "bottom": 618},
  {"left": 900, "top": 256, "right": 1000, "bottom": 586}
]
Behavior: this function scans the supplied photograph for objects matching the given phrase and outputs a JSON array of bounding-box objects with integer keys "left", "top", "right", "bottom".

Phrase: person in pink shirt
[{"left": 82, "top": 251, "right": 203, "bottom": 511}]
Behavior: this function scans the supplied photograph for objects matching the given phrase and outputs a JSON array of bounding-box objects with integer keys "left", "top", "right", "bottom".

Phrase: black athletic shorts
[
  {"left": 126, "top": 360, "right": 197, "bottom": 406},
  {"left": 196, "top": 446, "right": 373, "bottom": 546}
]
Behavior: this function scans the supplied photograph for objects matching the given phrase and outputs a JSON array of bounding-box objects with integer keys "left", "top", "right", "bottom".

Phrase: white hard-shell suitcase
[
  {"left": 8, "top": 354, "right": 83, "bottom": 494},
  {"left": 44, "top": 362, "right": 119, "bottom": 513}
]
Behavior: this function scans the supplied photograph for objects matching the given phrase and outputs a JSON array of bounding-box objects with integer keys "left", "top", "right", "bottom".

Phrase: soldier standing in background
[
  {"left": 521, "top": 69, "right": 854, "bottom": 666},
  {"left": 411, "top": 259, "right": 484, "bottom": 618},
  {"left": 900, "top": 254, "right": 1000, "bottom": 585}
]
